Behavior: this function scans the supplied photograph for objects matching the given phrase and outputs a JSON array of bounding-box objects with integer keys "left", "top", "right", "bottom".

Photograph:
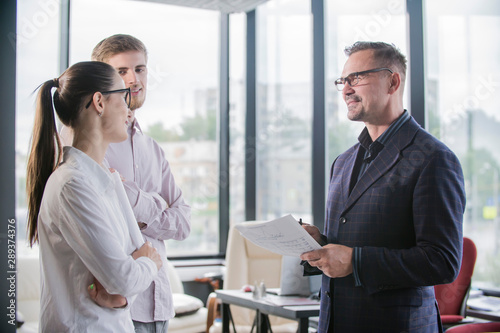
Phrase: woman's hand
[
  {"left": 88, "top": 278, "right": 127, "bottom": 308},
  {"left": 88, "top": 242, "right": 162, "bottom": 308},
  {"left": 132, "top": 241, "right": 163, "bottom": 271},
  {"left": 109, "top": 168, "right": 125, "bottom": 182}
]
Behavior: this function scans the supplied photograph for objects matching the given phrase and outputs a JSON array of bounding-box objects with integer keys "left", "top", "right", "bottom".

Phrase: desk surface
[
  {"left": 466, "top": 295, "right": 500, "bottom": 322},
  {"left": 467, "top": 308, "right": 500, "bottom": 322},
  {"left": 216, "top": 289, "right": 320, "bottom": 320}
]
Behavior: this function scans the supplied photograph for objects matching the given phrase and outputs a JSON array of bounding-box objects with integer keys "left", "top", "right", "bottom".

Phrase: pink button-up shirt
[{"left": 104, "top": 119, "right": 191, "bottom": 323}]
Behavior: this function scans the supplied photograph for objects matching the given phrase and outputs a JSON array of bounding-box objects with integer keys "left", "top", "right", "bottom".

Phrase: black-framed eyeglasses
[
  {"left": 334, "top": 68, "right": 393, "bottom": 91},
  {"left": 85, "top": 87, "right": 131, "bottom": 109}
]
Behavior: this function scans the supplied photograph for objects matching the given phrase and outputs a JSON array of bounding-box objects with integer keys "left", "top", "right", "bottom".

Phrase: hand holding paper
[
  {"left": 234, "top": 215, "right": 322, "bottom": 257},
  {"left": 300, "top": 244, "right": 353, "bottom": 278}
]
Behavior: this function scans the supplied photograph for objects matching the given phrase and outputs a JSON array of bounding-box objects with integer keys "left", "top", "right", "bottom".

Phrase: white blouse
[{"left": 37, "top": 147, "right": 158, "bottom": 332}]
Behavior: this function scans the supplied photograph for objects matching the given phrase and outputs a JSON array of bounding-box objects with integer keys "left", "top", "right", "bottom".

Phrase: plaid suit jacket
[{"left": 318, "top": 117, "right": 466, "bottom": 333}]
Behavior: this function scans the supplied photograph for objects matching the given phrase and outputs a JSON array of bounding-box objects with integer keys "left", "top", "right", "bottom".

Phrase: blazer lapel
[
  {"left": 344, "top": 144, "right": 400, "bottom": 212},
  {"left": 340, "top": 146, "right": 359, "bottom": 208},
  {"left": 342, "top": 117, "right": 421, "bottom": 214}
]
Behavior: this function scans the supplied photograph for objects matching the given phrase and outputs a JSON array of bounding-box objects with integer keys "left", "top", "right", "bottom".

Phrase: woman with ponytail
[{"left": 26, "top": 61, "right": 162, "bottom": 332}]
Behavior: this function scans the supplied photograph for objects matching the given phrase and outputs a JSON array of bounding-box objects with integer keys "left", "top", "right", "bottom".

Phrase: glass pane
[
  {"left": 230, "top": 13, "right": 246, "bottom": 225},
  {"left": 70, "top": 0, "right": 220, "bottom": 256},
  {"left": 16, "top": 0, "right": 61, "bottom": 255},
  {"left": 326, "top": 0, "right": 407, "bottom": 164},
  {"left": 256, "top": 0, "right": 313, "bottom": 222},
  {"left": 425, "top": 0, "right": 500, "bottom": 289}
]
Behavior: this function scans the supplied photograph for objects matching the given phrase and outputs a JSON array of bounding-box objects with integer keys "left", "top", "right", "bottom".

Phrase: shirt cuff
[
  {"left": 151, "top": 192, "right": 168, "bottom": 212},
  {"left": 319, "top": 234, "right": 328, "bottom": 246},
  {"left": 352, "top": 247, "right": 363, "bottom": 287}
]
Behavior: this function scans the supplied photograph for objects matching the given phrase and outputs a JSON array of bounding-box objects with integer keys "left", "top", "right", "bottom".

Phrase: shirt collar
[
  {"left": 129, "top": 118, "right": 143, "bottom": 135},
  {"left": 358, "top": 109, "right": 410, "bottom": 162},
  {"left": 61, "top": 146, "right": 114, "bottom": 192}
]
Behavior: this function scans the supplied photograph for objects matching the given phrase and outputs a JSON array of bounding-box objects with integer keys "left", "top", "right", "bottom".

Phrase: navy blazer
[{"left": 318, "top": 117, "right": 466, "bottom": 333}]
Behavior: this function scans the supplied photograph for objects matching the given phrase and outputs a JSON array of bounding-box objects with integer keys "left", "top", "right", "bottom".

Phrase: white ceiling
[{"left": 133, "top": 0, "right": 269, "bottom": 13}]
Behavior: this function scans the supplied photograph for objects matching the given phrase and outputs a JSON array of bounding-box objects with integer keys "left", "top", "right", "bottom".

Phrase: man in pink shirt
[{"left": 88, "top": 34, "right": 191, "bottom": 333}]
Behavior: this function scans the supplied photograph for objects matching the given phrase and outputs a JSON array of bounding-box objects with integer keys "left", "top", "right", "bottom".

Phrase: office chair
[
  {"left": 434, "top": 237, "right": 477, "bottom": 327},
  {"left": 444, "top": 321, "right": 500, "bottom": 333},
  {"left": 207, "top": 222, "right": 298, "bottom": 332}
]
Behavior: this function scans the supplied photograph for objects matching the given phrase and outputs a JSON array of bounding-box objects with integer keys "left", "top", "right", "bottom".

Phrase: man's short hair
[
  {"left": 345, "top": 41, "right": 407, "bottom": 79},
  {"left": 91, "top": 34, "right": 148, "bottom": 63}
]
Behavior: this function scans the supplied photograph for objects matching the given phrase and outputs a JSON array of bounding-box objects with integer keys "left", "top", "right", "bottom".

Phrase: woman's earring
[{"left": 98, "top": 111, "right": 103, "bottom": 117}]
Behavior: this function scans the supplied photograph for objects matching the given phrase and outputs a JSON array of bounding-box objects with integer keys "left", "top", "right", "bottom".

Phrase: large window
[
  {"left": 15, "top": 1, "right": 221, "bottom": 257},
  {"left": 425, "top": 0, "right": 500, "bottom": 289},
  {"left": 15, "top": 0, "right": 61, "bottom": 256},
  {"left": 73, "top": 0, "right": 220, "bottom": 256},
  {"left": 255, "top": 0, "right": 313, "bottom": 222}
]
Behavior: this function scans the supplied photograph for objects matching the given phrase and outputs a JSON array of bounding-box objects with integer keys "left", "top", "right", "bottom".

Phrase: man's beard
[
  {"left": 130, "top": 94, "right": 146, "bottom": 111},
  {"left": 346, "top": 95, "right": 364, "bottom": 121}
]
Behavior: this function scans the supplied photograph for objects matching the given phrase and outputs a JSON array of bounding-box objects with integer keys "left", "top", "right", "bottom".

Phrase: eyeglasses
[
  {"left": 85, "top": 87, "right": 131, "bottom": 109},
  {"left": 334, "top": 68, "right": 393, "bottom": 91}
]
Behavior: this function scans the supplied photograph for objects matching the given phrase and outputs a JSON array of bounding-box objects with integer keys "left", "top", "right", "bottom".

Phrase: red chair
[
  {"left": 444, "top": 322, "right": 500, "bottom": 333},
  {"left": 434, "top": 237, "right": 477, "bottom": 326}
]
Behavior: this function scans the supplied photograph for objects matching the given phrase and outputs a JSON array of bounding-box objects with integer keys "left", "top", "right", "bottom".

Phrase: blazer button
[{"left": 339, "top": 217, "right": 346, "bottom": 224}]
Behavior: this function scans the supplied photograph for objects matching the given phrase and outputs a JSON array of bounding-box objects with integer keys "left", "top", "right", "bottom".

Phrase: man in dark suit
[{"left": 300, "top": 41, "right": 466, "bottom": 332}]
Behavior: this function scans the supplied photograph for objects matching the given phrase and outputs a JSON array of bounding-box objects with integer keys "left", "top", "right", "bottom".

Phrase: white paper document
[{"left": 234, "top": 215, "right": 322, "bottom": 257}]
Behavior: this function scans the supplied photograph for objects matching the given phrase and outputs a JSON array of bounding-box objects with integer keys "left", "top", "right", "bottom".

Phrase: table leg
[
  {"left": 255, "top": 311, "right": 273, "bottom": 333},
  {"left": 264, "top": 314, "right": 273, "bottom": 333},
  {"left": 256, "top": 310, "right": 262, "bottom": 333},
  {"left": 297, "top": 318, "right": 309, "bottom": 333},
  {"left": 221, "top": 303, "right": 230, "bottom": 333}
]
